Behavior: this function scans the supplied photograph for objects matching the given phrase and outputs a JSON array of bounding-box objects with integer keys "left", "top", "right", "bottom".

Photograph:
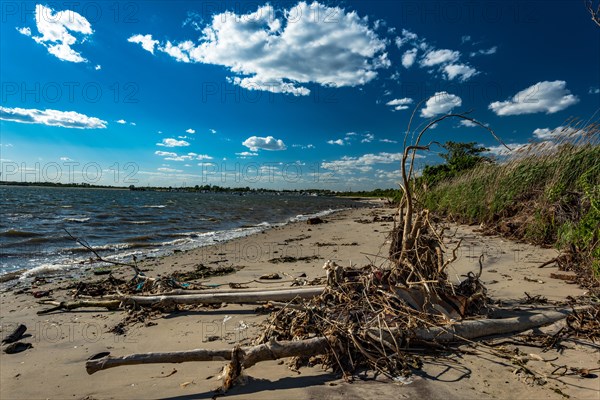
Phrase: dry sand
[{"left": 1, "top": 205, "right": 598, "bottom": 399}]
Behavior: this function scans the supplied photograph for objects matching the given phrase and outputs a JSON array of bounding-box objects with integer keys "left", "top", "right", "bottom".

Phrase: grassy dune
[{"left": 420, "top": 130, "right": 600, "bottom": 278}]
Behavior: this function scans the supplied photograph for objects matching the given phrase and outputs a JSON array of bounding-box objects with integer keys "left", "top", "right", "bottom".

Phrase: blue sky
[{"left": 1, "top": 1, "right": 599, "bottom": 190}]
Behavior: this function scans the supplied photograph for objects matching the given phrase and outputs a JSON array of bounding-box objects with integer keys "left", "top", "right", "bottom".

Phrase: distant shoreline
[{"left": 0, "top": 181, "right": 397, "bottom": 198}]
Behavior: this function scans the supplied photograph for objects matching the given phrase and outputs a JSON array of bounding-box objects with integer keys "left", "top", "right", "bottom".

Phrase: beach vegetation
[{"left": 419, "top": 123, "right": 600, "bottom": 279}]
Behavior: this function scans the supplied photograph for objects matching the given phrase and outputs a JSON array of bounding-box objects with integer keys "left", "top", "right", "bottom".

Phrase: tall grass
[{"left": 420, "top": 121, "right": 600, "bottom": 276}]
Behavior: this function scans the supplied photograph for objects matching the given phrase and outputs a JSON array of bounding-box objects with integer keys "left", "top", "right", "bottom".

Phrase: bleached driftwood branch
[
  {"left": 38, "top": 286, "right": 324, "bottom": 313},
  {"left": 86, "top": 337, "right": 329, "bottom": 374},
  {"left": 122, "top": 286, "right": 323, "bottom": 306},
  {"left": 380, "top": 308, "right": 574, "bottom": 342}
]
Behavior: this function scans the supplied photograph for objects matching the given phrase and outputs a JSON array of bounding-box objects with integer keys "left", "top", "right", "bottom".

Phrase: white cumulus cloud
[
  {"left": 155, "top": 151, "right": 177, "bottom": 157},
  {"left": 236, "top": 151, "right": 258, "bottom": 157},
  {"left": 128, "top": 2, "right": 390, "bottom": 96},
  {"left": 157, "top": 138, "right": 190, "bottom": 147},
  {"left": 443, "top": 64, "right": 479, "bottom": 81},
  {"left": 16, "top": 27, "right": 31, "bottom": 36},
  {"left": 401, "top": 48, "right": 418, "bottom": 68},
  {"left": 420, "top": 92, "right": 462, "bottom": 118},
  {"left": 242, "top": 135, "right": 286, "bottom": 151},
  {"left": 186, "top": 128, "right": 196, "bottom": 134},
  {"left": 533, "top": 126, "right": 582, "bottom": 140},
  {"left": 128, "top": 34, "right": 159, "bottom": 54},
  {"left": 23, "top": 4, "right": 93, "bottom": 63},
  {"left": 420, "top": 49, "right": 460, "bottom": 67},
  {"left": 489, "top": 81, "right": 579, "bottom": 116},
  {"left": 322, "top": 152, "right": 417, "bottom": 175},
  {"left": 0, "top": 106, "right": 106, "bottom": 129},
  {"left": 395, "top": 29, "right": 418, "bottom": 48},
  {"left": 459, "top": 119, "right": 477, "bottom": 127},
  {"left": 485, "top": 143, "right": 529, "bottom": 157},
  {"left": 327, "top": 139, "right": 345, "bottom": 146},
  {"left": 386, "top": 97, "right": 414, "bottom": 111}
]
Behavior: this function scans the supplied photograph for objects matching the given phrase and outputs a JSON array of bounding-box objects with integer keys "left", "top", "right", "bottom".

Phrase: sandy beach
[{"left": 1, "top": 204, "right": 598, "bottom": 400}]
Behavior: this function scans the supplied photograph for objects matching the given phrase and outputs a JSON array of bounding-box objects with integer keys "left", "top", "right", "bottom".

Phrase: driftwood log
[
  {"left": 76, "top": 285, "right": 326, "bottom": 300},
  {"left": 38, "top": 287, "right": 324, "bottom": 314},
  {"left": 37, "top": 299, "right": 121, "bottom": 314},
  {"left": 86, "top": 337, "right": 329, "bottom": 374},
  {"left": 85, "top": 308, "right": 574, "bottom": 375},
  {"left": 121, "top": 286, "right": 323, "bottom": 306},
  {"left": 380, "top": 308, "right": 574, "bottom": 343}
]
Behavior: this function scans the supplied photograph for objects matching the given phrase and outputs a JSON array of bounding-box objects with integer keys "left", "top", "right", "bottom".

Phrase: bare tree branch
[
  {"left": 585, "top": 0, "right": 600, "bottom": 27},
  {"left": 63, "top": 229, "right": 143, "bottom": 276},
  {"left": 397, "top": 108, "right": 509, "bottom": 262}
]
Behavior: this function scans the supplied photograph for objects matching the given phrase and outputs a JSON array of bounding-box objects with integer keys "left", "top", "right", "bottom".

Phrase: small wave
[
  {"left": 0, "top": 229, "right": 42, "bottom": 238},
  {"left": 289, "top": 208, "right": 345, "bottom": 223},
  {"left": 20, "top": 263, "right": 76, "bottom": 278},
  {"left": 141, "top": 205, "right": 166, "bottom": 208},
  {"left": 168, "top": 232, "right": 200, "bottom": 238},
  {"left": 97, "top": 242, "right": 131, "bottom": 250},
  {"left": 63, "top": 241, "right": 133, "bottom": 254},
  {"left": 240, "top": 222, "right": 270, "bottom": 228},
  {"left": 61, "top": 205, "right": 73, "bottom": 208},
  {"left": 128, "top": 220, "right": 153, "bottom": 225},
  {"left": 159, "top": 224, "right": 270, "bottom": 250},
  {"left": 64, "top": 217, "right": 90, "bottom": 223}
]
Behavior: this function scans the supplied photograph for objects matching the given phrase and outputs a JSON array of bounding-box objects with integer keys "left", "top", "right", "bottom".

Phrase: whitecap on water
[
  {"left": 289, "top": 208, "right": 346, "bottom": 223},
  {"left": 64, "top": 217, "right": 90, "bottom": 223}
]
